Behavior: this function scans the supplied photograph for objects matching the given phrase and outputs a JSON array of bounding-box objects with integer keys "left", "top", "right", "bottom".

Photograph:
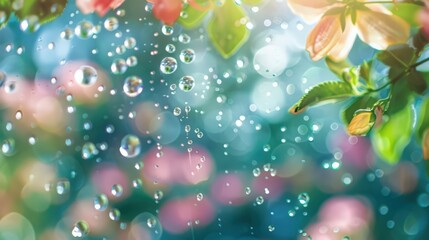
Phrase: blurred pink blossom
[{"left": 76, "top": 0, "right": 125, "bottom": 16}]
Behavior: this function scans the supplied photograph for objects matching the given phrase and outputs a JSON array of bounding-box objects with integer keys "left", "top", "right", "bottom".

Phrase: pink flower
[
  {"left": 76, "top": 0, "right": 125, "bottom": 16},
  {"left": 287, "top": 0, "right": 410, "bottom": 61}
]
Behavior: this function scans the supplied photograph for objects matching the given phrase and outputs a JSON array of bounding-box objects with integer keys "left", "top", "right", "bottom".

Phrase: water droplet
[
  {"left": 154, "top": 190, "right": 163, "bottom": 200},
  {"left": 253, "top": 168, "right": 261, "bottom": 177},
  {"left": 178, "top": 76, "right": 195, "bottom": 92},
  {"left": 1, "top": 139, "right": 14, "bottom": 156},
  {"left": 268, "top": 225, "right": 275, "bottom": 232},
  {"left": 298, "top": 193, "right": 310, "bottom": 206},
  {"left": 94, "top": 194, "right": 109, "bottom": 211},
  {"left": 119, "top": 134, "right": 141, "bottom": 158},
  {"left": 72, "top": 220, "right": 89, "bottom": 238},
  {"left": 160, "top": 57, "right": 177, "bottom": 74},
  {"left": 147, "top": 217, "right": 157, "bottom": 228},
  {"left": 60, "top": 28, "right": 74, "bottom": 40},
  {"left": 56, "top": 180, "right": 70, "bottom": 195},
  {"left": 196, "top": 193, "right": 204, "bottom": 201},
  {"left": 20, "top": 15, "right": 40, "bottom": 32},
  {"left": 124, "top": 37, "right": 136, "bottom": 49},
  {"left": 178, "top": 33, "right": 191, "bottom": 43},
  {"left": 109, "top": 208, "right": 121, "bottom": 221},
  {"left": 179, "top": 48, "right": 195, "bottom": 64},
  {"left": 256, "top": 196, "right": 264, "bottom": 205},
  {"left": 15, "top": 110, "right": 22, "bottom": 120},
  {"left": 81, "top": 142, "right": 98, "bottom": 159},
  {"left": 111, "top": 58, "right": 127, "bottom": 75},
  {"left": 161, "top": 25, "right": 174, "bottom": 35},
  {"left": 173, "top": 107, "right": 181, "bottom": 116},
  {"left": 288, "top": 209, "right": 296, "bottom": 217},
  {"left": 74, "top": 65, "right": 97, "bottom": 86},
  {"left": 126, "top": 56, "right": 138, "bottom": 67},
  {"left": 165, "top": 44, "right": 176, "bottom": 53},
  {"left": 111, "top": 184, "right": 123, "bottom": 197},
  {"left": 104, "top": 17, "right": 119, "bottom": 31},
  {"left": 123, "top": 76, "right": 143, "bottom": 97},
  {"left": 75, "top": 20, "right": 94, "bottom": 39}
]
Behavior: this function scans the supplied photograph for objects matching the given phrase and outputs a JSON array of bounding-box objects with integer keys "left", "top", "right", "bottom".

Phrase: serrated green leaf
[
  {"left": 0, "top": 0, "right": 11, "bottom": 29},
  {"left": 390, "top": 3, "right": 424, "bottom": 27},
  {"left": 325, "top": 57, "right": 351, "bottom": 79},
  {"left": 289, "top": 81, "right": 356, "bottom": 114},
  {"left": 178, "top": 0, "right": 210, "bottom": 29},
  {"left": 377, "top": 44, "right": 417, "bottom": 68},
  {"left": 15, "top": 0, "right": 67, "bottom": 26},
  {"left": 373, "top": 102, "right": 414, "bottom": 164},
  {"left": 417, "top": 98, "right": 429, "bottom": 143},
  {"left": 207, "top": 0, "right": 249, "bottom": 58},
  {"left": 342, "top": 94, "right": 378, "bottom": 125}
]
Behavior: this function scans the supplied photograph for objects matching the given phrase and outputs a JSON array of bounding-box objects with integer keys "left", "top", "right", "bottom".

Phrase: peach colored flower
[
  {"left": 288, "top": 0, "right": 410, "bottom": 61},
  {"left": 419, "top": 0, "right": 429, "bottom": 40},
  {"left": 76, "top": 0, "right": 125, "bottom": 16}
]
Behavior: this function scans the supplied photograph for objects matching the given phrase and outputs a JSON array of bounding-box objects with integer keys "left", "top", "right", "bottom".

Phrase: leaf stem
[
  {"left": 362, "top": 0, "right": 425, "bottom": 5},
  {"left": 411, "top": 56, "right": 429, "bottom": 68}
]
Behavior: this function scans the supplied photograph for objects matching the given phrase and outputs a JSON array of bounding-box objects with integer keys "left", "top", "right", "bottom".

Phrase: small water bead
[
  {"left": 28, "top": 136, "right": 36, "bottom": 145},
  {"left": 245, "top": 187, "right": 251, "bottom": 195},
  {"left": 288, "top": 210, "right": 296, "bottom": 217},
  {"left": 196, "top": 132, "right": 204, "bottom": 138},
  {"left": 268, "top": 225, "right": 275, "bottom": 232},
  {"left": 116, "top": 9, "right": 126, "bottom": 16},
  {"left": 132, "top": 179, "right": 142, "bottom": 188},
  {"left": 253, "top": 168, "right": 261, "bottom": 177},
  {"left": 173, "top": 107, "right": 181, "bottom": 116},
  {"left": 94, "top": 194, "right": 109, "bottom": 211},
  {"left": 161, "top": 25, "right": 174, "bottom": 35},
  {"left": 178, "top": 33, "right": 191, "bottom": 43},
  {"left": 82, "top": 142, "right": 98, "bottom": 159},
  {"left": 56, "top": 180, "right": 70, "bottom": 195},
  {"left": 74, "top": 65, "right": 97, "bottom": 86},
  {"left": 1, "top": 139, "right": 14, "bottom": 156},
  {"left": 111, "top": 184, "right": 124, "bottom": 197},
  {"left": 154, "top": 190, "right": 163, "bottom": 200},
  {"left": 165, "top": 44, "right": 176, "bottom": 53},
  {"left": 109, "top": 208, "right": 121, "bottom": 221},
  {"left": 15, "top": 110, "right": 22, "bottom": 120},
  {"left": 298, "top": 193, "right": 310, "bottom": 206},
  {"left": 60, "top": 28, "right": 74, "bottom": 40},
  {"left": 256, "top": 196, "right": 264, "bottom": 205},
  {"left": 147, "top": 217, "right": 157, "bottom": 228},
  {"left": 111, "top": 58, "right": 127, "bottom": 75},
  {"left": 179, "top": 49, "right": 195, "bottom": 64},
  {"left": 75, "top": 20, "right": 94, "bottom": 39},
  {"left": 196, "top": 193, "right": 204, "bottom": 201},
  {"left": 178, "top": 76, "right": 195, "bottom": 92},
  {"left": 116, "top": 45, "right": 126, "bottom": 55},
  {"left": 134, "top": 161, "right": 144, "bottom": 170},
  {"left": 104, "top": 17, "right": 119, "bottom": 31},
  {"left": 124, "top": 37, "right": 136, "bottom": 49},
  {"left": 126, "top": 56, "right": 138, "bottom": 67},
  {"left": 72, "top": 220, "right": 89, "bottom": 238},
  {"left": 123, "top": 76, "right": 143, "bottom": 97},
  {"left": 119, "top": 134, "right": 141, "bottom": 158},
  {"left": 342, "top": 237, "right": 351, "bottom": 240},
  {"left": 20, "top": 15, "right": 40, "bottom": 32},
  {"left": 160, "top": 57, "right": 177, "bottom": 74}
]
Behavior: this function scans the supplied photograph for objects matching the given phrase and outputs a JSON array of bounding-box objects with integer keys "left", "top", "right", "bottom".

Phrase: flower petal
[
  {"left": 327, "top": 17, "right": 357, "bottom": 61},
  {"left": 287, "top": 0, "right": 334, "bottom": 23},
  {"left": 356, "top": 10, "right": 410, "bottom": 50},
  {"left": 306, "top": 15, "right": 343, "bottom": 61}
]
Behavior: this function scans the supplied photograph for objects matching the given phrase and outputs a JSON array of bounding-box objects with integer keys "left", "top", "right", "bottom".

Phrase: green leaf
[
  {"left": 342, "top": 94, "right": 378, "bottom": 125},
  {"left": 0, "top": 0, "right": 11, "bottom": 29},
  {"left": 416, "top": 98, "right": 429, "bottom": 142},
  {"left": 406, "top": 70, "right": 427, "bottom": 94},
  {"left": 377, "top": 44, "right": 417, "bottom": 68},
  {"left": 386, "top": 78, "right": 412, "bottom": 115},
  {"left": 207, "top": 0, "right": 249, "bottom": 58},
  {"left": 15, "top": 0, "right": 67, "bottom": 26},
  {"left": 359, "top": 60, "right": 373, "bottom": 86},
  {"left": 325, "top": 57, "right": 351, "bottom": 79},
  {"left": 390, "top": 3, "right": 424, "bottom": 27},
  {"left": 178, "top": 0, "right": 210, "bottom": 29},
  {"left": 373, "top": 102, "right": 414, "bottom": 164},
  {"left": 289, "top": 81, "right": 356, "bottom": 114}
]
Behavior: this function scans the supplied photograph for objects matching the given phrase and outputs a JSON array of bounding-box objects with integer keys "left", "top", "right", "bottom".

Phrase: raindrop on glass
[
  {"left": 74, "top": 20, "right": 94, "bottom": 39},
  {"left": 104, "top": 17, "right": 119, "bottom": 31},
  {"left": 179, "top": 48, "right": 195, "bottom": 64},
  {"left": 111, "top": 184, "right": 123, "bottom": 197},
  {"left": 297, "top": 193, "right": 310, "bottom": 206},
  {"left": 72, "top": 220, "right": 89, "bottom": 238}
]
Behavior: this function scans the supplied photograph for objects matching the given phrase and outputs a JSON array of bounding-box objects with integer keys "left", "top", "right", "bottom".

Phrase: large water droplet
[
  {"left": 94, "top": 194, "right": 109, "bottom": 211},
  {"left": 179, "top": 49, "right": 195, "bottom": 64},
  {"left": 123, "top": 76, "right": 143, "bottom": 97},
  {"left": 74, "top": 65, "right": 97, "bottom": 86},
  {"left": 178, "top": 76, "right": 195, "bottom": 92},
  {"left": 72, "top": 220, "right": 89, "bottom": 238},
  {"left": 119, "top": 134, "right": 141, "bottom": 158},
  {"left": 75, "top": 20, "right": 95, "bottom": 39},
  {"left": 160, "top": 57, "right": 177, "bottom": 74}
]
